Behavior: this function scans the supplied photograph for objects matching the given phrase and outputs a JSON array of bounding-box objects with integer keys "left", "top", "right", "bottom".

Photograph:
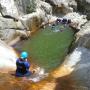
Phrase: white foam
[
  {"left": 28, "top": 67, "right": 48, "bottom": 82},
  {"left": 65, "top": 47, "right": 90, "bottom": 68}
]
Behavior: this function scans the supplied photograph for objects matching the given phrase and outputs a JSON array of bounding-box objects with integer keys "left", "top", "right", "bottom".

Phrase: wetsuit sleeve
[
  {"left": 25, "top": 62, "right": 30, "bottom": 69},
  {"left": 16, "top": 59, "right": 19, "bottom": 64}
]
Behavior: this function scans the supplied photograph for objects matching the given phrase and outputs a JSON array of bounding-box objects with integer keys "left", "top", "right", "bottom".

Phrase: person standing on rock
[{"left": 15, "top": 51, "right": 32, "bottom": 77}]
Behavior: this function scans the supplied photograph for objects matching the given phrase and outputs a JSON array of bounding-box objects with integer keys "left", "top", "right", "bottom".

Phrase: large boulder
[
  {"left": 0, "top": 40, "right": 17, "bottom": 72},
  {"left": 19, "top": 8, "right": 46, "bottom": 32},
  {"left": 0, "top": 13, "right": 26, "bottom": 43},
  {"left": 0, "top": 0, "right": 19, "bottom": 18},
  {"left": 45, "top": 0, "right": 77, "bottom": 14},
  {"left": 0, "top": 0, "right": 53, "bottom": 42}
]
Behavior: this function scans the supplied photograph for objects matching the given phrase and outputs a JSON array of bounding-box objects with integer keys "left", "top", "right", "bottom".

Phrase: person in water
[
  {"left": 56, "top": 18, "right": 62, "bottom": 24},
  {"left": 15, "top": 51, "right": 31, "bottom": 77}
]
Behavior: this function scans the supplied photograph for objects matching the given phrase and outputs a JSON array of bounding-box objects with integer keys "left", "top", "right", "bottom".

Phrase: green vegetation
[{"left": 21, "top": 24, "right": 74, "bottom": 72}]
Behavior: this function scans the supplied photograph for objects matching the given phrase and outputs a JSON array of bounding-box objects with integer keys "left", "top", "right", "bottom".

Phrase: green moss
[{"left": 21, "top": 24, "right": 74, "bottom": 72}]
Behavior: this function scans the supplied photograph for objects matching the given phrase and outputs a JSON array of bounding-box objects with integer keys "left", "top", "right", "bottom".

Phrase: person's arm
[
  {"left": 25, "top": 62, "right": 30, "bottom": 69},
  {"left": 16, "top": 59, "right": 19, "bottom": 65}
]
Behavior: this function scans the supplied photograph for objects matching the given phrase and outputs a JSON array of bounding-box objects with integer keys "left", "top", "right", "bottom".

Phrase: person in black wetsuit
[{"left": 15, "top": 52, "right": 31, "bottom": 77}]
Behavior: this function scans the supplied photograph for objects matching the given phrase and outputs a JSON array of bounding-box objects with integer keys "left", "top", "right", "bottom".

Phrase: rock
[
  {"left": 18, "top": 0, "right": 52, "bottom": 32},
  {"left": 0, "top": 29, "right": 16, "bottom": 43},
  {"left": 15, "top": 0, "right": 52, "bottom": 15},
  {"left": 37, "top": 0, "right": 52, "bottom": 15},
  {"left": 0, "top": 28, "right": 29, "bottom": 43},
  {"left": 0, "top": 0, "right": 53, "bottom": 40},
  {"left": 0, "top": 40, "right": 17, "bottom": 72},
  {"left": 0, "top": 16, "right": 17, "bottom": 29},
  {"left": 76, "top": 0, "right": 90, "bottom": 20},
  {"left": 63, "top": 12, "right": 87, "bottom": 29},
  {"left": 63, "top": 47, "right": 90, "bottom": 89},
  {"left": 15, "top": 0, "right": 36, "bottom": 14},
  {"left": 19, "top": 8, "right": 45, "bottom": 31},
  {"left": 86, "top": 0, "right": 90, "bottom": 3},
  {"left": 75, "top": 21, "right": 90, "bottom": 48},
  {"left": 45, "top": 0, "right": 77, "bottom": 14},
  {"left": 0, "top": 0, "right": 19, "bottom": 18},
  {"left": 0, "top": 15, "right": 27, "bottom": 43}
]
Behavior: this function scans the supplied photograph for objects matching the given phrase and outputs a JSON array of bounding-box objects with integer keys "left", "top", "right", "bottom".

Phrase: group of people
[
  {"left": 56, "top": 18, "right": 71, "bottom": 25},
  {"left": 50, "top": 18, "right": 72, "bottom": 32}
]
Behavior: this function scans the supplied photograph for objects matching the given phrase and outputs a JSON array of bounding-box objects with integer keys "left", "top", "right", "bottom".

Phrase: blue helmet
[{"left": 20, "top": 52, "right": 28, "bottom": 59}]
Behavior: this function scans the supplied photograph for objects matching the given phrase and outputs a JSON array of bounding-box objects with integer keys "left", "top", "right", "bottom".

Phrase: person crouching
[{"left": 15, "top": 51, "right": 31, "bottom": 77}]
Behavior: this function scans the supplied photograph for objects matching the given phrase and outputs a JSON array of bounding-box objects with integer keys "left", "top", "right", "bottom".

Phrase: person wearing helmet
[{"left": 15, "top": 52, "right": 31, "bottom": 77}]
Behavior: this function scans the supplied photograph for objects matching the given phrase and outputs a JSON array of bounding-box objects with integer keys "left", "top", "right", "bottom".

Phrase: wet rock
[{"left": 64, "top": 47, "right": 90, "bottom": 89}]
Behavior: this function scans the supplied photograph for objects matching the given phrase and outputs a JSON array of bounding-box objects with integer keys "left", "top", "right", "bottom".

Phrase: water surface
[{"left": 20, "top": 24, "right": 74, "bottom": 72}]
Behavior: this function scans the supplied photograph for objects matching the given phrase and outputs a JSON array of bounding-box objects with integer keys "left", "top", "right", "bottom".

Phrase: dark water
[{"left": 16, "top": 24, "right": 74, "bottom": 72}]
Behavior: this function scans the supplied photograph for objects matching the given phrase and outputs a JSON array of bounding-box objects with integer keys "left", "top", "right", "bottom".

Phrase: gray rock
[
  {"left": 75, "top": 21, "right": 90, "bottom": 48},
  {"left": 76, "top": 0, "right": 90, "bottom": 20},
  {"left": 36, "top": 0, "right": 52, "bottom": 15},
  {"left": 65, "top": 47, "right": 90, "bottom": 89},
  {"left": 45, "top": 0, "right": 77, "bottom": 14},
  {"left": 0, "top": 0, "right": 19, "bottom": 18},
  {"left": 0, "top": 29, "right": 16, "bottom": 43},
  {"left": 0, "top": 14, "right": 27, "bottom": 43},
  {"left": 19, "top": 8, "right": 46, "bottom": 31},
  {"left": 64, "top": 12, "right": 87, "bottom": 29},
  {"left": 0, "top": 15, "right": 17, "bottom": 29},
  {"left": 0, "top": 40, "right": 17, "bottom": 72}
]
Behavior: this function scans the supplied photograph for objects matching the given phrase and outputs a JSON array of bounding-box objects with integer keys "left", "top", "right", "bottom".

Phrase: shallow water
[{"left": 16, "top": 24, "right": 74, "bottom": 72}]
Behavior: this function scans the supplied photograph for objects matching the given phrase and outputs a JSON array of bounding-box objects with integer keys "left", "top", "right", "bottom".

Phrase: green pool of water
[{"left": 21, "top": 24, "right": 74, "bottom": 72}]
